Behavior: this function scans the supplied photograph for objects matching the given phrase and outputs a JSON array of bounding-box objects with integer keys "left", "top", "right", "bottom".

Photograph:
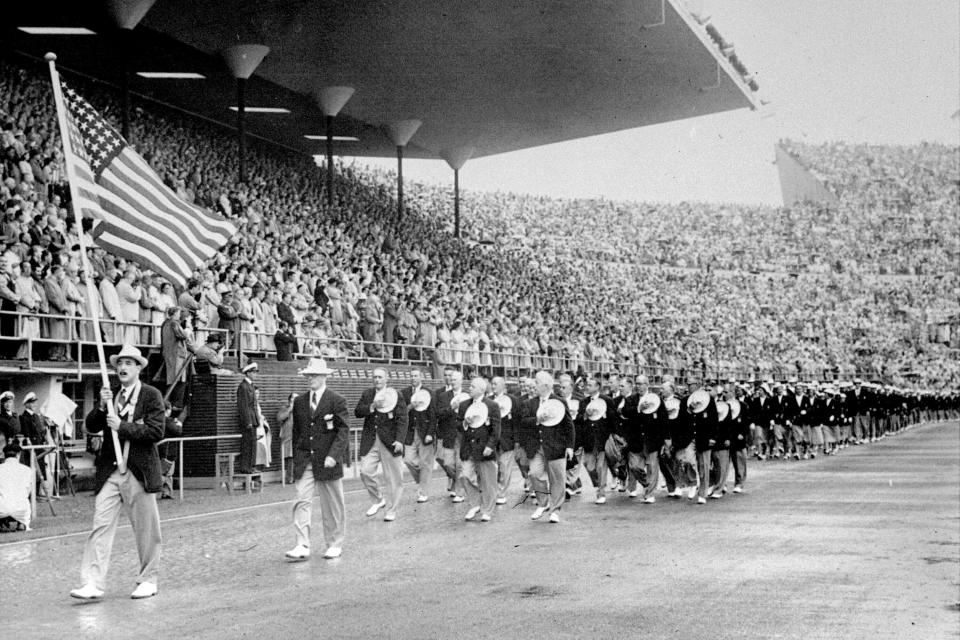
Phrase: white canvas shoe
[
  {"left": 464, "top": 506, "right": 480, "bottom": 521},
  {"left": 643, "top": 496, "right": 655, "bottom": 504},
  {"left": 548, "top": 512, "right": 560, "bottom": 523},
  {"left": 323, "top": 547, "right": 342, "bottom": 559},
  {"left": 69, "top": 584, "right": 104, "bottom": 600},
  {"left": 365, "top": 500, "right": 386, "bottom": 517},
  {"left": 480, "top": 513, "right": 491, "bottom": 522},
  {"left": 530, "top": 506, "right": 546, "bottom": 520},
  {"left": 451, "top": 495, "right": 465, "bottom": 503},
  {"left": 130, "top": 582, "right": 158, "bottom": 599},
  {"left": 732, "top": 485, "right": 743, "bottom": 494},
  {"left": 495, "top": 497, "right": 507, "bottom": 505},
  {"left": 594, "top": 496, "right": 606, "bottom": 505},
  {"left": 285, "top": 544, "right": 311, "bottom": 560}
]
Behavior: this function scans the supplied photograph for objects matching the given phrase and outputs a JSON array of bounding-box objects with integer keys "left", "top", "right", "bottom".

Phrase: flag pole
[{"left": 46, "top": 52, "right": 127, "bottom": 474}]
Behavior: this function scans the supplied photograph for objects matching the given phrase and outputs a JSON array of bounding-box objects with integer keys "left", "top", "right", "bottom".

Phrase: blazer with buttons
[
  {"left": 355, "top": 387, "right": 408, "bottom": 457},
  {"left": 292, "top": 387, "right": 350, "bottom": 482},
  {"left": 518, "top": 393, "right": 575, "bottom": 461},
  {"left": 400, "top": 384, "right": 437, "bottom": 445},
  {"left": 85, "top": 383, "right": 165, "bottom": 494},
  {"left": 456, "top": 397, "right": 501, "bottom": 462}
]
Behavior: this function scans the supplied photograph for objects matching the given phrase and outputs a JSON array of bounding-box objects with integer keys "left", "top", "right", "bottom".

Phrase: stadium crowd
[{"left": 0, "top": 55, "right": 958, "bottom": 392}]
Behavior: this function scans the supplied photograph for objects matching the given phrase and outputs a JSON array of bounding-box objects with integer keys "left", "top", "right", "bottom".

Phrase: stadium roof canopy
[{"left": 5, "top": 0, "right": 759, "bottom": 161}]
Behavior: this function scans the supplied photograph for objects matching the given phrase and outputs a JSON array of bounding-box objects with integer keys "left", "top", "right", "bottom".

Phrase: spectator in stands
[
  {"left": 274, "top": 319, "right": 297, "bottom": 362},
  {"left": 0, "top": 390, "right": 19, "bottom": 441}
]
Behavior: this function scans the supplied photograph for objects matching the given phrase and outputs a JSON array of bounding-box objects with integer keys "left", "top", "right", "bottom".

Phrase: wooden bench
[
  {"left": 214, "top": 452, "right": 238, "bottom": 492},
  {"left": 214, "top": 453, "right": 263, "bottom": 493},
  {"left": 233, "top": 472, "right": 263, "bottom": 494}
]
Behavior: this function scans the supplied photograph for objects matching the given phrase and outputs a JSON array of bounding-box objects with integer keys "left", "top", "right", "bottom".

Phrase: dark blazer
[
  {"left": 750, "top": 395, "right": 776, "bottom": 428},
  {"left": 518, "top": 393, "right": 575, "bottom": 461},
  {"left": 292, "top": 387, "right": 350, "bottom": 481},
  {"left": 493, "top": 393, "right": 521, "bottom": 451},
  {"left": 433, "top": 387, "right": 460, "bottom": 446},
  {"left": 19, "top": 411, "right": 46, "bottom": 445},
  {"left": 637, "top": 405, "right": 668, "bottom": 453},
  {"left": 574, "top": 394, "right": 617, "bottom": 453},
  {"left": 787, "top": 393, "right": 812, "bottom": 426},
  {"left": 237, "top": 378, "right": 258, "bottom": 430},
  {"left": 85, "top": 383, "right": 165, "bottom": 494},
  {"left": 687, "top": 395, "right": 719, "bottom": 451},
  {"left": 664, "top": 401, "right": 694, "bottom": 448},
  {"left": 355, "top": 387, "right": 408, "bottom": 457},
  {"left": 729, "top": 401, "right": 750, "bottom": 450},
  {"left": 614, "top": 393, "right": 639, "bottom": 441},
  {"left": 773, "top": 393, "right": 793, "bottom": 425},
  {"left": 456, "top": 397, "right": 501, "bottom": 462},
  {"left": 401, "top": 384, "right": 437, "bottom": 445},
  {"left": 845, "top": 388, "right": 870, "bottom": 416}
]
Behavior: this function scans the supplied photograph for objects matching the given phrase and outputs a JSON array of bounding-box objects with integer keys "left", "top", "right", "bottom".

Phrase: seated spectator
[{"left": 0, "top": 441, "right": 33, "bottom": 531}]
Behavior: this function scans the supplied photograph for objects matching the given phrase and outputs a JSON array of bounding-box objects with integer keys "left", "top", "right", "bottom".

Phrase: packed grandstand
[{"left": 1, "top": 55, "right": 958, "bottom": 389}]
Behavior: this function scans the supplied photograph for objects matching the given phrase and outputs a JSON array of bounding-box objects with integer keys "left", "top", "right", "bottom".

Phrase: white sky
[{"left": 352, "top": 0, "right": 960, "bottom": 206}]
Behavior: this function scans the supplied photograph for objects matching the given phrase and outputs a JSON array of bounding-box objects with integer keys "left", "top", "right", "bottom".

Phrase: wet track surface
[{"left": 3, "top": 422, "right": 958, "bottom": 639}]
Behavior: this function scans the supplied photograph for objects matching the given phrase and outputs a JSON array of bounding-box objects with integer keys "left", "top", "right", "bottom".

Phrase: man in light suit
[
  {"left": 355, "top": 367, "right": 408, "bottom": 521},
  {"left": 284, "top": 359, "right": 350, "bottom": 561},
  {"left": 70, "top": 345, "right": 165, "bottom": 601}
]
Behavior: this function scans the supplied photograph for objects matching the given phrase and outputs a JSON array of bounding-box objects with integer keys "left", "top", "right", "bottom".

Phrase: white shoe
[
  {"left": 687, "top": 487, "right": 697, "bottom": 500},
  {"left": 451, "top": 495, "right": 465, "bottom": 503},
  {"left": 696, "top": 497, "right": 706, "bottom": 504},
  {"left": 416, "top": 494, "right": 429, "bottom": 503},
  {"left": 710, "top": 492, "right": 723, "bottom": 499},
  {"left": 284, "top": 544, "right": 311, "bottom": 560},
  {"left": 548, "top": 512, "right": 560, "bottom": 523},
  {"left": 480, "top": 514, "right": 491, "bottom": 522},
  {"left": 464, "top": 506, "right": 480, "bottom": 521},
  {"left": 365, "top": 500, "right": 386, "bottom": 517},
  {"left": 531, "top": 506, "right": 546, "bottom": 520},
  {"left": 323, "top": 547, "right": 342, "bottom": 559},
  {"left": 595, "top": 496, "right": 607, "bottom": 505},
  {"left": 628, "top": 489, "right": 639, "bottom": 498},
  {"left": 495, "top": 497, "right": 507, "bottom": 505},
  {"left": 130, "top": 582, "right": 158, "bottom": 599},
  {"left": 643, "top": 496, "right": 655, "bottom": 504},
  {"left": 70, "top": 584, "right": 104, "bottom": 600},
  {"left": 732, "top": 485, "right": 743, "bottom": 494},
  {"left": 383, "top": 512, "right": 396, "bottom": 522}
]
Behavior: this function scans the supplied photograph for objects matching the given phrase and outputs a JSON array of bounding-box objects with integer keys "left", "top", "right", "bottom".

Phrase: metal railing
[{"left": 0, "top": 308, "right": 868, "bottom": 383}]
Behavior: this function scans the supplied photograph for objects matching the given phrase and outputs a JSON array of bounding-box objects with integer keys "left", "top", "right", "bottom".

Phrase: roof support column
[
  {"left": 221, "top": 45, "right": 270, "bottom": 184},
  {"left": 106, "top": 0, "right": 157, "bottom": 142},
  {"left": 386, "top": 120, "right": 422, "bottom": 225},
  {"left": 316, "top": 87, "right": 355, "bottom": 208},
  {"left": 441, "top": 147, "right": 474, "bottom": 239}
]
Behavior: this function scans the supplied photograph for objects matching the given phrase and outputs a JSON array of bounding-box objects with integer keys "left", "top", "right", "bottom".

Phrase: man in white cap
[
  {"left": 70, "top": 344, "right": 165, "bottom": 601},
  {"left": 750, "top": 382, "right": 776, "bottom": 460},
  {"left": 401, "top": 368, "right": 436, "bottom": 503},
  {"left": 236, "top": 362, "right": 259, "bottom": 474},
  {"left": 519, "top": 371, "right": 574, "bottom": 523},
  {"left": 456, "top": 377, "right": 501, "bottom": 522},
  {"left": 846, "top": 378, "right": 870, "bottom": 444},
  {"left": 285, "top": 359, "right": 350, "bottom": 561},
  {"left": 355, "top": 368, "right": 408, "bottom": 521}
]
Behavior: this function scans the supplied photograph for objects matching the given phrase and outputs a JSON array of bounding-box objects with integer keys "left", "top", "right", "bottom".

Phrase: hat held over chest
[
  {"left": 536, "top": 398, "right": 566, "bottom": 427},
  {"left": 410, "top": 388, "right": 431, "bottom": 411},
  {"left": 638, "top": 392, "right": 661, "bottom": 415},
  {"left": 374, "top": 387, "right": 399, "bottom": 413},
  {"left": 686, "top": 390, "right": 710, "bottom": 414},
  {"left": 585, "top": 397, "right": 607, "bottom": 421},
  {"left": 716, "top": 400, "right": 730, "bottom": 422},
  {"left": 494, "top": 394, "right": 513, "bottom": 418},
  {"left": 450, "top": 391, "right": 470, "bottom": 411},
  {"left": 664, "top": 397, "right": 681, "bottom": 420},
  {"left": 464, "top": 402, "right": 489, "bottom": 429}
]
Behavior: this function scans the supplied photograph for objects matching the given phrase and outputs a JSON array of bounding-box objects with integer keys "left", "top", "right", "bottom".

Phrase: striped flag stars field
[{"left": 57, "top": 78, "right": 237, "bottom": 288}]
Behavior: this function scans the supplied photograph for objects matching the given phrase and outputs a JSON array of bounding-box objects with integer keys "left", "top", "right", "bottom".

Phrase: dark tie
[{"left": 311, "top": 392, "right": 318, "bottom": 412}]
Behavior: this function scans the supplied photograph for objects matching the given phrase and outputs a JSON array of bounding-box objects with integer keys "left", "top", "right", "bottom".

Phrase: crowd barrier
[{"left": 0, "top": 308, "right": 872, "bottom": 384}]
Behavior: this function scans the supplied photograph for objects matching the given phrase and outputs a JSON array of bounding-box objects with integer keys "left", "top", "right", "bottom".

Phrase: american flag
[{"left": 56, "top": 78, "right": 237, "bottom": 288}]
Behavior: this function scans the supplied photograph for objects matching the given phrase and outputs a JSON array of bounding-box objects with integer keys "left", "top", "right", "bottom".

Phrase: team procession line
[
  {"left": 2, "top": 419, "right": 947, "bottom": 547},
  {"left": 2, "top": 421, "right": 958, "bottom": 640}
]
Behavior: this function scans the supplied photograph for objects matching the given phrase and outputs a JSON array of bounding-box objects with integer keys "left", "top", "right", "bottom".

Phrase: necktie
[
  {"left": 117, "top": 389, "right": 128, "bottom": 413},
  {"left": 311, "top": 392, "right": 318, "bottom": 412}
]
